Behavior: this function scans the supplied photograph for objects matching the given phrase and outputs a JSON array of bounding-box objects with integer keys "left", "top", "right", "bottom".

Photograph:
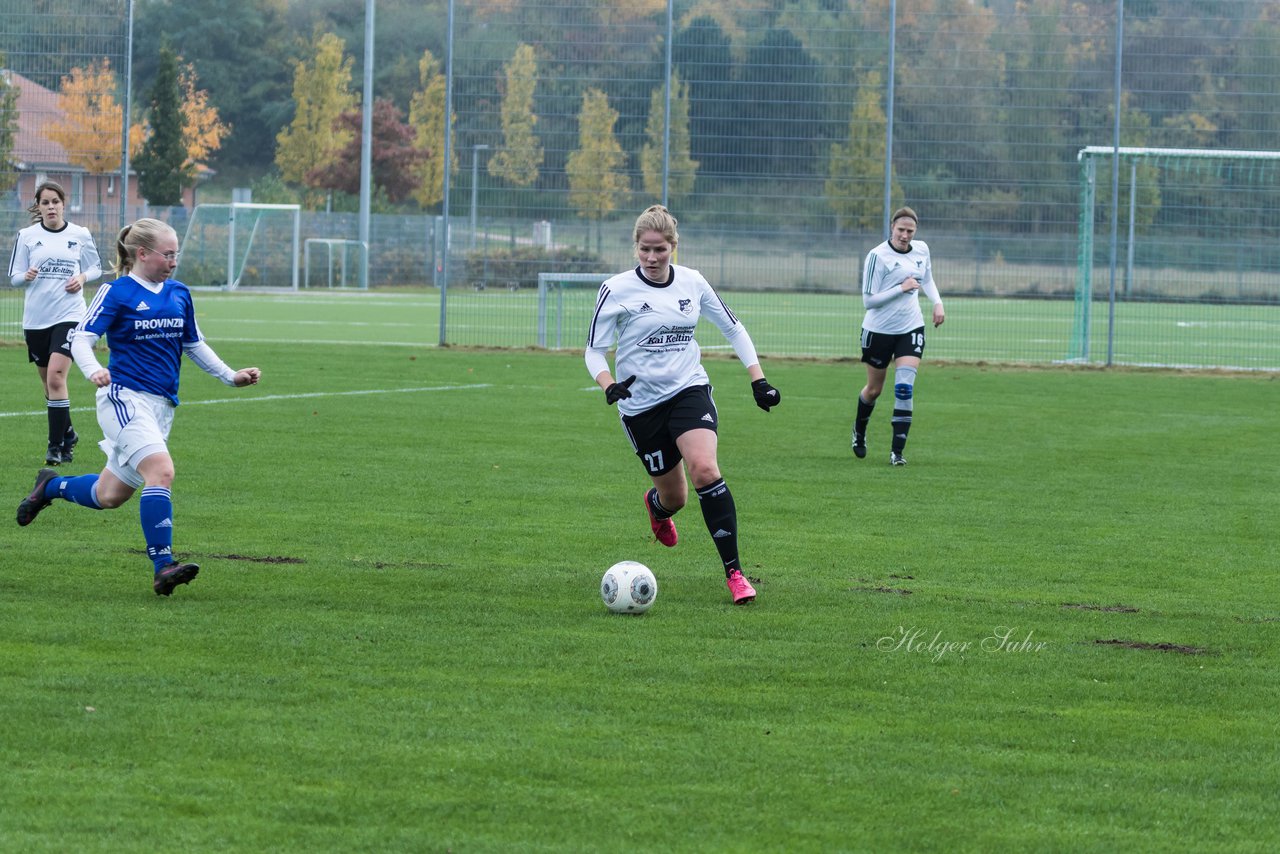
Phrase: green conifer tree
[{"left": 135, "top": 45, "right": 190, "bottom": 206}]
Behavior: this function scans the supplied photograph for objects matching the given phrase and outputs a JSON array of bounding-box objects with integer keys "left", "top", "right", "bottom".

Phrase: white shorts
[{"left": 95, "top": 384, "right": 175, "bottom": 489}]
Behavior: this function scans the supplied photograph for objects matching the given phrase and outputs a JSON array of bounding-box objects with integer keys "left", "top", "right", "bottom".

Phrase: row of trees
[
  {"left": 0, "top": 42, "right": 226, "bottom": 206},
  {"left": 6, "top": 0, "right": 1280, "bottom": 235},
  {"left": 270, "top": 32, "right": 700, "bottom": 240}
]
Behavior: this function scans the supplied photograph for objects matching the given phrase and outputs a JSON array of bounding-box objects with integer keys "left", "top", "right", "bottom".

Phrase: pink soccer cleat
[
  {"left": 644, "top": 489, "right": 678, "bottom": 547},
  {"left": 726, "top": 569, "right": 756, "bottom": 605}
]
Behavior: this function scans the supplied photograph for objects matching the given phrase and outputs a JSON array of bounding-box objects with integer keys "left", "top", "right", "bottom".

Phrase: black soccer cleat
[
  {"left": 153, "top": 562, "right": 201, "bottom": 597},
  {"left": 45, "top": 443, "right": 63, "bottom": 466},
  {"left": 61, "top": 428, "right": 80, "bottom": 463},
  {"left": 852, "top": 429, "right": 867, "bottom": 459},
  {"left": 890, "top": 452, "right": 907, "bottom": 467},
  {"left": 17, "top": 468, "right": 60, "bottom": 526}
]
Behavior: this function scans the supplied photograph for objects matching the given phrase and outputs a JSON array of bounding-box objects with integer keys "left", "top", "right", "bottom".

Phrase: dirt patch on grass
[
  {"left": 209, "top": 553, "right": 306, "bottom": 564},
  {"left": 362, "top": 560, "right": 453, "bottom": 570},
  {"left": 1094, "top": 638, "right": 1210, "bottom": 655},
  {"left": 1064, "top": 602, "right": 1140, "bottom": 613}
]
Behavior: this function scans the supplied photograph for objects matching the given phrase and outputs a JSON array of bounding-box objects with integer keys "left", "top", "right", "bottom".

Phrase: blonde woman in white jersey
[
  {"left": 585, "top": 205, "right": 781, "bottom": 605},
  {"left": 8, "top": 181, "right": 102, "bottom": 466},
  {"left": 852, "top": 206, "right": 945, "bottom": 466}
]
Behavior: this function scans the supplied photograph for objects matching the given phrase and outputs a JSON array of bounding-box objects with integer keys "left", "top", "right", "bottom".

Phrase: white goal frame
[
  {"left": 304, "top": 238, "right": 368, "bottom": 289},
  {"left": 1074, "top": 146, "right": 1280, "bottom": 363},
  {"left": 537, "top": 272, "right": 612, "bottom": 348},
  {"left": 178, "top": 203, "right": 301, "bottom": 291}
]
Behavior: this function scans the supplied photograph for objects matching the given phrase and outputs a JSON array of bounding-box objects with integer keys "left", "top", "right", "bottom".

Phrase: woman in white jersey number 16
[
  {"left": 15, "top": 218, "right": 262, "bottom": 598},
  {"left": 585, "top": 205, "right": 781, "bottom": 605},
  {"left": 8, "top": 181, "right": 103, "bottom": 466},
  {"left": 852, "top": 206, "right": 946, "bottom": 466}
]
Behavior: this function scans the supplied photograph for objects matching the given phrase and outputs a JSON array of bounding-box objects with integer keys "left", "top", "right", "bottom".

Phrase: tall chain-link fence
[{"left": 3, "top": 1, "right": 1279, "bottom": 368}]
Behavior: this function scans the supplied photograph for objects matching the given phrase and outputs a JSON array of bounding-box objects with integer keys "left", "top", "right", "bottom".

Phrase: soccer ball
[{"left": 600, "top": 560, "right": 658, "bottom": 614}]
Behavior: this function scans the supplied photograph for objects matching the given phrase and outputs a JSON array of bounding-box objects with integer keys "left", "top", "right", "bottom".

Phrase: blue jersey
[{"left": 78, "top": 275, "right": 204, "bottom": 405}]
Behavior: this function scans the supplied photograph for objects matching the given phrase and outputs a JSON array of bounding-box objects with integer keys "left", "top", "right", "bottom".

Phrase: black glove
[
  {"left": 605, "top": 375, "right": 636, "bottom": 405},
  {"left": 752, "top": 378, "right": 780, "bottom": 412}
]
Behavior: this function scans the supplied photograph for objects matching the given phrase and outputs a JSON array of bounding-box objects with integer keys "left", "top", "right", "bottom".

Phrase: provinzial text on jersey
[{"left": 134, "top": 318, "right": 186, "bottom": 330}]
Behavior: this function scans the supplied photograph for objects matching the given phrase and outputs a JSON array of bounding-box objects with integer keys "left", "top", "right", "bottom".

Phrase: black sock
[
  {"left": 891, "top": 410, "right": 912, "bottom": 454},
  {"left": 47, "top": 400, "right": 71, "bottom": 446},
  {"left": 855, "top": 394, "right": 875, "bottom": 437},
  {"left": 696, "top": 478, "right": 740, "bottom": 576},
  {"left": 646, "top": 487, "right": 674, "bottom": 520}
]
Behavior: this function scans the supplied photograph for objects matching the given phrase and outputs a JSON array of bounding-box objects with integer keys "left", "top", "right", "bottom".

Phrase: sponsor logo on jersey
[
  {"left": 134, "top": 317, "right": 184, "bottom": 330},
  {"left": 641, "top": 324, "right": 695, "bottom": 347},
  {"left": 33, "top": 240, "right": 43, "bottom": 248},
  {"left": 638, "top": 302, "right": 654, "bottom": 313},
  {"left": 701, "top": 413, "right": 714, "bottom": 423},
  {"left": 68, "top": 240, "right": 78, "bottom": 249},
  {"left": 136, "top": 300, "right": 151, "bottom": 311},
  {"left": 678, "top": 299, "right": 692, "bottom": 314}
]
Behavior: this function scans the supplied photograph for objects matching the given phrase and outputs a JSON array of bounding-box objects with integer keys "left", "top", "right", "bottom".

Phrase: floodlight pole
[
  {"left": 358, "top": 0, "right": 375, "bottom": 290},
  {"left": 119, "top": 0, "right": 134, "bottom": 230},
  {"left": 439, "top": 0, "right": 456, "bottom": 346},
  {"left": 882, "top": 0, "right": 897, "bottom": 239},
  {"left": 661, "top": 0, "right": 673, "bottom": 206},
  {"left": 1106, "top": 0, "right": 1124, "bottom": 366},
  {"left": 470, "top": 144, "right": 488, "bottom": 250}
]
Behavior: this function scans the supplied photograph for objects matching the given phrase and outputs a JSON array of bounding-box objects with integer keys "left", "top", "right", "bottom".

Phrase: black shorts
[
  {"left": 621, "top": 384, "right": 718, "bottom": 476},
  {"left": 25, "top": 323, "right": 77, "bottom": 367},
  {"left": 860, "top": 326, "right": 925, "bottom": 369}
]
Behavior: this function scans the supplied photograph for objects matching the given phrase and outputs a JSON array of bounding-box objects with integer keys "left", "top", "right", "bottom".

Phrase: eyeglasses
[{"left": 146, "top": 249, "right": 181, "bottom": 262}]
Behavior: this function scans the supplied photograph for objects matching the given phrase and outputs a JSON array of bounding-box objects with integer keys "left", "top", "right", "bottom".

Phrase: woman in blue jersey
[
  {"left": 15, "top": 218, "right": 262, "bottom": 597},
  {"left": 585, "top": 205, "right": 780, "bottom": 605},
  {"left": 8, "top": 181, "right": 103, "bottom": 465},
  {"left": 852, "top": 206, "right": 945, "bottom": 466}
]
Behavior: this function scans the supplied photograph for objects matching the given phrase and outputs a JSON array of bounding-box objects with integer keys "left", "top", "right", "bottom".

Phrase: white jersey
[
  {"left": 8, "top": 220, "right": 102, "bottom": 329},
  {"left": 585, "top": 264, "right": 758, "bottom": 416},
  {"left": 860, "top": 238, "right": 942, "bottom": 335}
]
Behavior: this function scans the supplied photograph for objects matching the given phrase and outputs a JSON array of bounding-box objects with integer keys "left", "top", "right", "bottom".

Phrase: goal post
[
  {"left": 304, "top": 239, "right": 368, "bottom": 289},
  {"left": 177, "top": 203, "right": 301, "bottom": 291},
  {"left": 1074, "top": 146, "right": 1280, "bottom": 362},
  {"left": 537, "top": 271, "right": 613, "bottom": 348}
]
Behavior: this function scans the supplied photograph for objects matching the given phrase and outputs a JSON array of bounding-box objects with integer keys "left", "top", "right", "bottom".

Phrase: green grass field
[
  {"left": 1, "top": 301, "right": 1278, "bottom": 850},
  {"left": 6, "top": 285, "right": 1280, "bottom": 369}
]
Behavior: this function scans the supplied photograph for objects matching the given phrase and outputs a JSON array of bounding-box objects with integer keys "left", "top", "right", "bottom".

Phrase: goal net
[
  {"left": 177, "top": 203, "right": 301, "bottom": 291},
  {"left": 1073, "top": 147, "right": 1280, "bottom": 363},
  {"left": 537, "top": 271, "right": 613, "bottom": 348}
]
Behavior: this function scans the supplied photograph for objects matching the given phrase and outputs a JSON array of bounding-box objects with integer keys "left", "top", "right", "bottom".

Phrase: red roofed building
[{"left": 3, "top": 68, "right": 196, "bottom": 214}]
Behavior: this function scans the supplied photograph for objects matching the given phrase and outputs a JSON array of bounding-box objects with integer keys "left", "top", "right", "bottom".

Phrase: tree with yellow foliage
[
  {"left": 825, "top": 71, "right": 900, "bottom": 233},
  {"left": 488, "top": 44, "right": 543, "bottom": 188},
  {"left": 566, "top": 88, "right": 629, "bottom": 253},
  {"left": 45, "top": 59, "right": 126, "bottom": 207},
  {"left": 50, "top": 56, "right": 226, "bottom": 208},
  {"left": 407, "top": 49, "right": 454, "bottom": 209},
  {"left": 275, "top": 32, "right": 357, "bottom": 210},
  {"left": 640, "top": 71, "right": 698, "bottom": 206},
  {"left": 178, "top": 63, "right": 230, "bottom": 175}
]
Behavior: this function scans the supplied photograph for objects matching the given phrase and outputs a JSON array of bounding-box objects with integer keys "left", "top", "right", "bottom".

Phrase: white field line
[
  {"left": 0, "top": 383, "right": 492, "bottom": 419},
  {"left": 212, "top": 336, "right": 433, "bottom": 347},
  {"left": 213, "top": 318, "right": 424, "bottom": 328}
]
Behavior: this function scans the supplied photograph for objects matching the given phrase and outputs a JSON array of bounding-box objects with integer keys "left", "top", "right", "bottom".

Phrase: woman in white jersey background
[
  {"left": 585, "top": 205, "right": 780, "bottom": 605},
  {"left": 15, "top": 218, "right": 262, "bottom": 597},
  {"left": 8, "top": 181, "right": 103, "bottom": 466},
  {"left": 852, "top": 206, "right": 945, "bottom": 466}
]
